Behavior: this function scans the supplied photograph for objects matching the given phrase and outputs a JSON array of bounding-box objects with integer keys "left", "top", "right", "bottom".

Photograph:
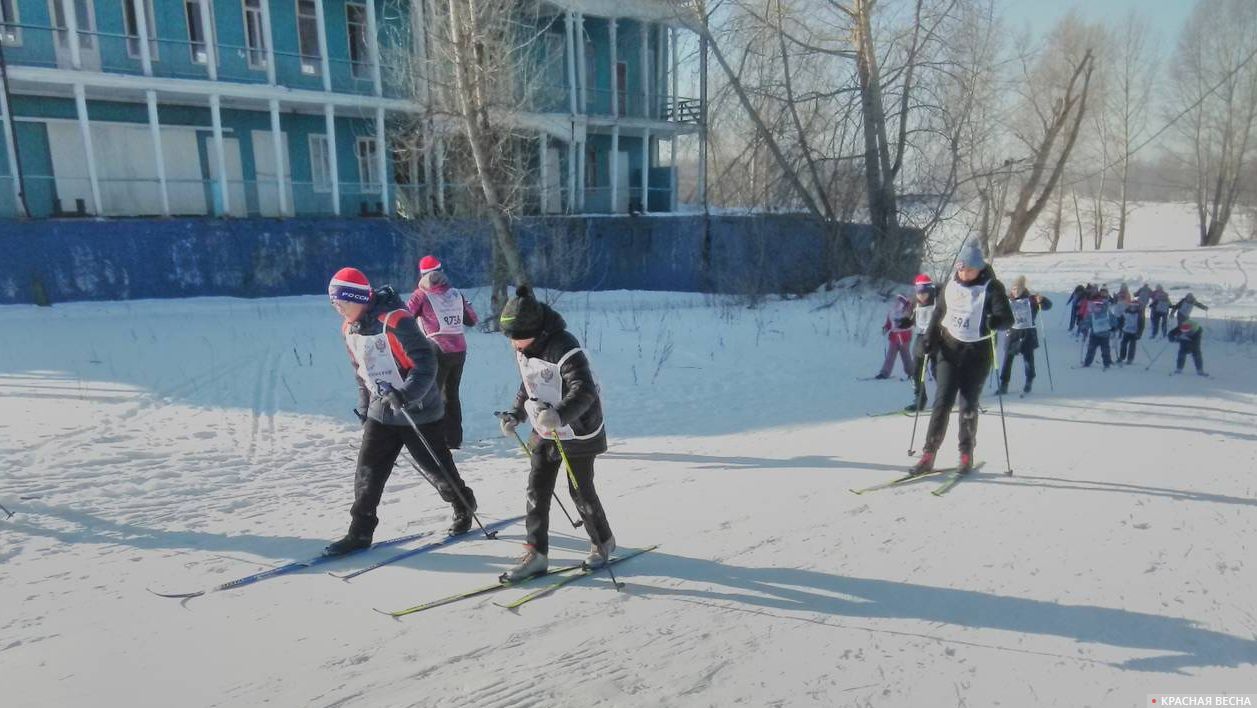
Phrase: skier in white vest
[
  {"left": 496, "top": 286, "right": 615, "bottom": 581},
  {"left": 911, "top": 239, "right": 1013, "bottom": 476},
  {"left": 323, "top": 267, "right": 478, "bottom": 556},
  {"left": 996, "top": 276, "right": 1052, "bottom": 395},
  {"left": 905, "top": 274, "right": 937, "bottom": 412},
  {"left": 406, "top": 255, "right": 479, "bottom": 449}
]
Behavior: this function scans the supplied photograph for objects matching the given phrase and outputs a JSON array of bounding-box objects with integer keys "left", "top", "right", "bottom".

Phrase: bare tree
[
  {"left": 993, "top": 13, "right": 1097, "bottom": 256},
  {"left": 1105, "top": 12, "right": 1157, "bottom": 249},
  {"left": 1169, "top": 0, "right": 1257, "bottom": 247}
]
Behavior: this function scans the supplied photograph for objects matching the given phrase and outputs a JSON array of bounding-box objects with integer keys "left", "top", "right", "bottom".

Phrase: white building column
[
  {"left": 564, "top": 12, "right": 577, "bottom": 115},
  {"left": 538, "top": 134, "right": 548, "bottom": 213},
  {"left": 196, "top": 0, "right": 218, "bottom": 80},
  {"left": 640, "top": 129, "right": 650, "bottom": 213},
  {"left": 576, "top": 14, "right": 587, "bottom": 113},
  {"left": 260, "top": 0, "right": 277, "bottom": 84},
  {"left": 58, "top": 0, "right": 83, "bottom": 69},
  {"left": 324, "top": 104, "right": 340, "bottom": 215},
  {"left": 576, "top": 139, "right": 585, "bottom": 211},
  {"left": 72, "top": 84, "right": 101, "bottom": 214},
  {"left": 671, "top": 27, "right": 679, "bottom": 119},
  {"left": 269, "top": 99, "right": 288, "bottom": 216},
  {"left": 0, "top": 85, "right": 24, "bottom": 215},
  {"left": 366, "top": 0, "right": 383, "bottom": 97},
  {"left": 375, "top": 106, "right": 389, "bottom": 215},
  {"left": 639, "top": 22, "right": 649, "bottom": 119},
  {"left": 209, "top": 94, "right": 230, "bottom": 215},
  {"left": 130, "top": 0, "right": 152, "bottom": 75},
  {"left": 610, "top": 126, "right": 619, "bottom": 213},
  {"left": 314, "top": 0, "right": 333, "bottom": 91},
  {"left": 566, "top": 137, "right": 576, "bottom": 213},
  {"left": 145, "top": 91, "right": 170, "bottom": 216},
  {"left": 609, "top": 18, "right": 618, "bottom": 117}
]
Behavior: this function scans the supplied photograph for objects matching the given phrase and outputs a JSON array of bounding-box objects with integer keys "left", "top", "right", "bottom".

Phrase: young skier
[
  {"left": 496, "top": 286, "right": 615, "bottom": 581},
  {"left": 1118, "top": 299, "right": 1145, "bottom": 364},
  {"left": 997, "top": 276, "right": 1052, "bottom": 395},
  {"left": 912, "top": 239, "right": 1013, "bottom": 475},
  {"left": 905, "top": 274, "right": 937, "bottom": 412},
  {"left": 1171, "top": 293, "right": 1209, "bottom": 326},
  {"left": 875, "top": 293, "right": 914, "bottom": 379},
  {"left": 406, "top": 255, "right": 479, "bottom": 449},
  {"left": 1168, "top": 320, "right": 1207, "bottom": 376},
  {"left": 1066, "top": 284, "right": 1086, "bottom": 334},
  {"left": 323, "top": 267, "right": 478, "bottom": 556},
  {"left": 1081, "top": 288, "right": 1113, "bottom": 369},
  {"left": 1150, "top": 285, "right": 1171, "bottom": 338}
]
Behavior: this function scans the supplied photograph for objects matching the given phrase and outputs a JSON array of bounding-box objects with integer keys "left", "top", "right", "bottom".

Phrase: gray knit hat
[{"left": 957, "top": 237, "right": 986, "bottom": 270}]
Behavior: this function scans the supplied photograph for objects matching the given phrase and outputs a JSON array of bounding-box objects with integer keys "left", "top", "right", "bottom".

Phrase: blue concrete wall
[{"left": 0, "top": 216, "right": 918, "bottom": 304}]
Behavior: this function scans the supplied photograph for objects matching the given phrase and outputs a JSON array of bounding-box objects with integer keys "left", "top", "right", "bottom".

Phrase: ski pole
[
  {"left": 1039, "top": 321, "right": 1054, "bottom": 391},
  {"left": 1144, "top": 340, "right": 1171, "bottom": 371},
  {"left": 1, "top": 502, "right": 12, "bottom": 519},
  {"left": 990, "top": 336, "right": 1013, "bottom": 476},
  {"left": 494, "top": 412, "right": 583, "bottom": 529},
  {"left": 551, "top": 431, "right": 623, "bottom": 590},
  {"left": 384, "top": 388, "right": 497, "bottom": 540},
  {"left": 907, "top": 350, "right": 929, "bottom": 456}
]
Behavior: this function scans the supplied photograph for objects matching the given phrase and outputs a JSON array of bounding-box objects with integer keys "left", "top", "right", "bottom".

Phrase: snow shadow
[{"left": 630, "top": 551, "right": 1257, "bottom": 674}]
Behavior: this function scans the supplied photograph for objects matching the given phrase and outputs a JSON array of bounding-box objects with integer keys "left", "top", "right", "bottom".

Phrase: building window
[
  {"left": 585, "top": 146, "right": 598, "bottom": 189},
  {"left": 184, "top": 0, "right": 217, "bottom": 65},
  {"left": 122, "top": 0, "right": 157, "bottom": 60},
  {"left": 297, "top": 0, "right": 321, "bottom": 76},
  {"left": 51, "top": 0, "right": 96, "bottom": 50},
  {"left": 346, "top": 2, "right": 369, "bottom": 79},
  {"left": 356, "top": 137, "right": 380, "bottom": 193},
  {"left": 1, "top": 0, "right": 21, "bottom": 46},
  {"left": 310, "top": 135, "right": 332, "bottom": 193},
  {"left": 243, "top": 0, "right": 267, "bottom": 70}
]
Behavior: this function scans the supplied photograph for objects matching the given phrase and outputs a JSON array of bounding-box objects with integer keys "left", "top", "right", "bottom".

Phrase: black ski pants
[
  {"left": 1176, "top": 339, "right": 1203, "bottom": 373},
  {"left": 924, "top": 337, "right": 991, "bottom": 456},
  {"left": 435, "top": 349, "right": 467, "bottom": 449},
  {"left": 1119, "top": 333, "right": 1139, "bottom": 363},
  {"left": 349, "top": 418, "right": 475, "bottom": 537},
  {"left": 1084, "top": 333, "right": 1112, "bottom": 368},
  {"left": 1150, "top": 311, "right": 1168, "bottom": 338},
  {"left": 999, "top": 329, "right": 1036, "bottom": 391},
  {"left": 911, "top": 335, "right": 931, "bottom": 408},
  {"left": 524, "top": 440, "right": 613, "bottom": 556}
]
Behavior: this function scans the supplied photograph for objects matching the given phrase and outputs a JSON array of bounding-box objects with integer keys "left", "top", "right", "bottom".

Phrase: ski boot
[
  {"left": 500, "top": 546, "right": 548, "bottom": 583},
  {"left": 957, "top": 453, "right": 975, "bottom": 475},
  {"left": 584, "top": 536, "right": 617, "bottom": 569},
  {"left": 910, "top": 451, "right": 936, "bottom": 476},
  {"left": 448, "top": 494, "right": 478, "bottom": 536},
  {"left": 323, "top": 532, "right": 372, "bottom": 557}
]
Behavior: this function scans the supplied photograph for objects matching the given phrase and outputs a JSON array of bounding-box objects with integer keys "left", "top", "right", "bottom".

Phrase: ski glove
[
  {"left": 535, "top": 405, "right": 563, "bottom": 433},
  {"left": 498, "top": 411, "right": 521, "bottom": 437},
  {"left": 375, "top": 381, "right": 406, "bottom": 411}
]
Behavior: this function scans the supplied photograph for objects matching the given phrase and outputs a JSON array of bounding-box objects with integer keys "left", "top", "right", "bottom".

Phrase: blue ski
[{"left": 330, "top": 515, "right": 525, "bottom": 581}]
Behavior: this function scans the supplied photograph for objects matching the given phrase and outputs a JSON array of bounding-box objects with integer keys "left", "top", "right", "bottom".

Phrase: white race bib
[
  {"left": 943, "top": 279, "right": 988, "bottom": 342},
  {"left": 424, "top": 289, "right": 466, "bottom": 336},
  {"left": 914, "top": 304, "right": 935, "bottom": 335},
  {"left": 1122, "top": 312, "right": 1140, "bottom": 334},
  {"left": 1010, "top": 298, "right": 1034, "bottom": 330},
  {"left": 1088, "top": 302, "right": 1110, "bottom": 333},
  {"left": 515, "top": 348, "right": 603, "bottom": 441},
  {"left": 346, "top": 330, "right": 405, "bottom": 396}
]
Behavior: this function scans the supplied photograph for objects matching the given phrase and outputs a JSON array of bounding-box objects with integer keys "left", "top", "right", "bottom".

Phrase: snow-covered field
[{"left": 2, "top": 243, "right": 1256, "bottom": 707}]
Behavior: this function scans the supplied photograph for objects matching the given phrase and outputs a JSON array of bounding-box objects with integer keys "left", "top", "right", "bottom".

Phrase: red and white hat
[
  {"left": 328, "top": 267, "right": 373, "bottom": 304},
  {"left": 913, "top": 273, "right": 933, "bottom": 287},
  {"left": 419, "top": 255, "right": 442, "bottom": 275}
]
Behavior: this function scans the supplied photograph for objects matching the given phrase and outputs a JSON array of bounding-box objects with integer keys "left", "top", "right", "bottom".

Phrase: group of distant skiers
[
  {"left": 324, "top": 257, "right": 613, "bottom": 583},
  {"left": 873, "top": 237, "right": 1213, "bottom": 478},
  {"left": 1063, "top": 282, "right": 1207, "bottom": 375}
]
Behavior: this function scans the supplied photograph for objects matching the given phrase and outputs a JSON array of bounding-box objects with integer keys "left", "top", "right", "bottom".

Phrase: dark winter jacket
[
  {"left": 1171, "top": 296, "right": 1208, "bottom": 320},
  {"left": 922, "top": 266, "right": 1013, "bottom": 354},
  {"left": 344, "top": 287, "right": 444, "bottom": 427},
  {"left": 509, "top": 303, "right": 607, "bottom": 457}
]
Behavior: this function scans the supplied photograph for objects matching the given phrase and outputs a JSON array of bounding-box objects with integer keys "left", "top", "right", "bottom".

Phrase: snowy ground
[{"left": 2, "top": 243, "right": 1257, "bottom": 707}]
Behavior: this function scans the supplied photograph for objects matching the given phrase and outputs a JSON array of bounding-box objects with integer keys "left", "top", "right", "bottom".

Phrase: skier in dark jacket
[
  {"left": 1081, "top": 290, "right": 1114, "bottom": 369},
  {"left": 912, "top": 239, "right": 1014, "bottom": 475},
  {"left": 904, "top": 274, "right": 937, "bottom": 412},
  {"left": 1066, "top": 284, "right": 1086, "bottom": 334},
  {"left": 323, "top": 267, "right": 478, "bottom": 557},
  {"left": 1149, "top": 285, "right": 1171, "bottom": 338},
  {"left": 497, "top": 286, "right": 615, "bottom": 581},
  {"left": 1168, "top": 320, "right": 1206, "bottom": 375},
  {"left": 1171, "top": 293, "right": 1208, "bottom": 326},
  {"left": 997, "top": 275, "right": 1052, "bottom": 395},
  {"left": 1118, "top": 299, "right": 1145, "bottom": 364}
]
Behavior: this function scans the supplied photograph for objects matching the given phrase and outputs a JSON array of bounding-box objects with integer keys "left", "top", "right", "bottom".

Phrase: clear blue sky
[{"left": 1002, "top": 0, "right": 1192, "bottom": 52}]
